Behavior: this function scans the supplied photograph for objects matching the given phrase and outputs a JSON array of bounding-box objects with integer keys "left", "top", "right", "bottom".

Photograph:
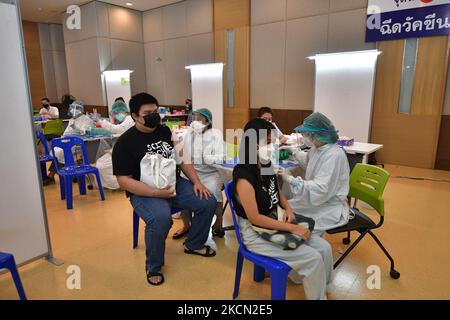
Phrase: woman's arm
[
  {"left": 236, "top": 179, "right": 310, "bottom": 239},
  {"left": 278, "top": 190, "right": 296, "bottom": 223}
]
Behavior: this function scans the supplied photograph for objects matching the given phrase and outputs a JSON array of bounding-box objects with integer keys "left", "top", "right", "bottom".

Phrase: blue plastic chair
[
  {"left": 0, "top": 252, "right": 27, "bottom": 300},
  {"left": 133, "top": 208, "right": 182, "bottom": 249},
  {"left": 50, "top": 136, "right": 105, "bottom": 210},
  {"left": 36, "top": 131, "right": 54, "bottom": 180},
  {"left": 224, "top": 181, "right": 292, "bottom": 300}
]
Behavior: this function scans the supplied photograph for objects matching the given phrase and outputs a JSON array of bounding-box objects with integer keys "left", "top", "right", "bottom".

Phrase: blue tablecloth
[
  {"left": 216, "top": 157, "right": 299, "bottom": 170},
  {"left": 65, "top": 134, "right": 118, "bottom": 163}
]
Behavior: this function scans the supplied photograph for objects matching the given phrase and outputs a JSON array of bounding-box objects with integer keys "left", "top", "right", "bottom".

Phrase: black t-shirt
[
  {"left": 232, "top": 164, "right": 280, "bottom": 220},
  {"left": 112, "top": 125, "right": 175, "bottom": 197}
]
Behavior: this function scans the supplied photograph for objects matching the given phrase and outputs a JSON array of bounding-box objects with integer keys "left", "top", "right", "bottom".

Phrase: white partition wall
[
  {"left": 0, "top": 1, "right": 52, "bottom": 265},
  {"left": 103, "top": 70, "right": 133, "bottom": 112},
  {"left": 186, "top": 63, "right": 224, "bottom": 133},
  {"left": 311, "top": 50, "right": 380, "bottom": 143}
]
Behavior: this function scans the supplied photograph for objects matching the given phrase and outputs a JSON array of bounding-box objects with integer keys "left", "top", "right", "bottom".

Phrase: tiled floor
[{"left": 1, "top": 164, "right": 449, "bottom": 300}]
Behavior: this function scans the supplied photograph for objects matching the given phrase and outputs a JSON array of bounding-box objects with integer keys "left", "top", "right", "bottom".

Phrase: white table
[
  {"left": 343, "top": 142, "right": 383, "bottom": 156},
  {"left": 342, "top": 142, "right": 383, "bottom": 166}
]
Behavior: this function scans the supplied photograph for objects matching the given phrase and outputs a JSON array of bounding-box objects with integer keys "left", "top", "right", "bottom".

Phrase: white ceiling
[{"left": 20, "top": 0, "right": 183, "bottom": 24}]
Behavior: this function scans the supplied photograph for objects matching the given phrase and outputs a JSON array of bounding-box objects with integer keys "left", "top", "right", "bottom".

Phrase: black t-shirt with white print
[
  {"left": 232, "top": 163, "right": 280, "bottom": 220},
  {"left": 112, "top": 125, "right": 175, "bottom": 197}
]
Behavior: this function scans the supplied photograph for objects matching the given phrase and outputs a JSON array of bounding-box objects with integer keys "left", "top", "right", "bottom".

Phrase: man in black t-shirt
[{"left": 112, "top": 93, "right": 217, "bottom": 286}]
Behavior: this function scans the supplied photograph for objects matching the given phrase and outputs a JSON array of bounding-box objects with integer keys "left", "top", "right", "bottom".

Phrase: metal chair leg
[
  {"left": 368, "top": 231, "right": 400, "bottom": 279},
  {"left": 334, "top": 230, "right": 369, "bottom": 269},
  {"left": 343, "top": 231, "right": 351, "bottom": 245}
]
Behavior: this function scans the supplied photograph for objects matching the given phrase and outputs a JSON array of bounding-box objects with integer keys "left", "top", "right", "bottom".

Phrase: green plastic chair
[
  {"left": 327, "top": 163, "right": 400, "bottom": 280},
  {"left": 42, "top": 119, "right": 65, "bottom": 136}
]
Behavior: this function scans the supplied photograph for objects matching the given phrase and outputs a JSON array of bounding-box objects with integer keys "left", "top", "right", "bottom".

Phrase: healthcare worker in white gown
[
  {"left": 173, "top": 108, "right": 227, "bottom": 239},
  {"left": 233, "top": 118, "right": 333, "bottom": 300},
  {"left": 95, "top": 101, "right": 135, "bottom": 135},
  {"left": 283, "top": 112, "right": 350, "bottom": 232},
  {"left": 93, "top": 101, "right": 135, "bottom": 189}
]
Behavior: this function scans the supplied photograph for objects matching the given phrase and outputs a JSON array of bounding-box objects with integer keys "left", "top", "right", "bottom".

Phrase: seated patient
[
  {"left": 232, "top": 118, "right": 333, "bottom": 300},
  {"left": 112, "top": 93, "right": 217, "bottom": 286},
  {"left": 283, "top": 112, "right": 350, "bottom": 232},
  {"left": 173, "top": 108, "right": 227, "bottom": 239},
  {"left": 39, "top": 97, "right": 59, "bottom": 119}
]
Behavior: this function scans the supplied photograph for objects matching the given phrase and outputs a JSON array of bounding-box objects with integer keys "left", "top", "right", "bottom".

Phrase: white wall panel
[
  {"left": 49, "top": 24, "right": 65, "bottom": 51},
  {"left": 186, "top": 0, "right": 213, "bottom": 35},
  {"left": 187, "top": 33, "right": 214, "bottom": 66},
  {"left": 251, "top": 22, "right": 286, "bottom": 110},
  {"left": 145, "top": 41, "right": 167, "bottom": 102},
  {"left": 163, "top": 1, "right": 187, "bottom": 39},
  {"left": 328, "top": 9, "right": 375, "bottom": 53},
  {"left": 110, "top": 39, "right": 147, "bottom": 95},
  {"left": 65, "top": 38, "right": 104, "bottom": 105},
  {"left": 284, "top": 15, "right": 328, "bottom": 110},
  {"left": 108, "top": 6, "right": 143, "bottom": 42},
  {"left": 251, "top": 0, "right": 286, "bottom": 25},
  {"left": 330, "top": 0, "right": 368, "bottom": 13},
  {"left": 143, "top": 8, "right": 164, "bottom": 43},
  {"left": 286, "top": 0, "right": 329, "bottom": 20},
  {"left": 53, "top": 50, "right": 70, "bottom": 99},
  {"left": 96, "top": 1, "right": 111, "bottom": 38},
  {"left": 38, "top": 23, "right": 51, "bottom": 51},
  {"left": 164, "top": 38, "right": 189, "bottom": 105},
  {"left": 0, "top": 1, "right": 51, "bottom": 265}
]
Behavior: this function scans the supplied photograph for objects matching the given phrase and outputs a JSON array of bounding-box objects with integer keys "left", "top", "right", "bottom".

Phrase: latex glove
[
  {"left": 277, "top": 149, "right": 292, "bottom": 161},
  {"left": 281, "top": 174, "right": 304, "bottom": 194},
  {"left": 281, "top": 172, "right": 301, "bottom": 185}
]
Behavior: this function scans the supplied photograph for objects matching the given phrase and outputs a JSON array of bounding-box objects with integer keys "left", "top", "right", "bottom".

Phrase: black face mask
[
  {"left": 43, "top": 103, "right": 49, "bottom": 108},
  {"left": 143, "top": 112, "right": 161, "bottom": 129}
]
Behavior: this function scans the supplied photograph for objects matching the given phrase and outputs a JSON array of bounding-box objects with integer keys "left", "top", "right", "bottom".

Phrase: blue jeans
[{"left": 130, "top": 177, "right": 217, "bottom": 273}]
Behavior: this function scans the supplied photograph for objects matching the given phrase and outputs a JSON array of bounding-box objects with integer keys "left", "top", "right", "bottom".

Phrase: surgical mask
[
  {"left": 258, "top": 144, "right": 274, "bottom": 163},
  {"left": 190, "top": 120, "right": 206, "bottom": 133},
  {"left": 115, "top": 113, "right": 126, "bottom": 123},
  {"left": 143, "top": 112, "right": 161, "bottom": 129},
  {"left": 303, "top": 136, "right": 314, "bottom": 148}
]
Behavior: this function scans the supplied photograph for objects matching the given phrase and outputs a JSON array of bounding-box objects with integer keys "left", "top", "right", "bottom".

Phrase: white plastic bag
[
  {"left": 71, "top": 115, "right": 94, "bottom": 135},
  {"left": 95, "top": 153, "right": 120, "bottom": 190},
  {"left": 140, "top": 153, "right": 177, "bottom": 192}
]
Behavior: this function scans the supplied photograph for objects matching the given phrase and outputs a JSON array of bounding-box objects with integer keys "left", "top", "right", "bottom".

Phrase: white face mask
[
  {"left": 190, "top": 120, "right": 206, "bottom": 133},
  {"left": 258, "top": 144, "right": 274, "bottom": 162},
  {"left": 303, "top": 136, "right": 314, "bottom": 148}
]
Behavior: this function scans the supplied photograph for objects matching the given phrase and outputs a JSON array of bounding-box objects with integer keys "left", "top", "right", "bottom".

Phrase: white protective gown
[
  {"left": 288, "top": 143, "right": 350, "bottom": 231},
  {"left": 182, "top": 128, "right": 226, "bottom": 202},
  {"left": 98, "top": 115, "right": 135, "bottom": 135},
  {"left": 95, "top": 116, "right": 135, "bottom": 189},
  {"left": 54, "top": 115, "right": 94, "bottom": 164}
]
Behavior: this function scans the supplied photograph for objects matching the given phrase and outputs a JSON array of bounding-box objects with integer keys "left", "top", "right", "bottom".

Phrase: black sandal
[
  {"left": 212, "top": 228, "right": 225, "bottom": 238},
  {"left": 172, "top": 229, "right": 189, "bottom": 240},
  {"left": 146, "top": 271, "right": 165, "bottom": 286},
  {"left": 184, "top": 245, "right": 216, "bottom": 257}
]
